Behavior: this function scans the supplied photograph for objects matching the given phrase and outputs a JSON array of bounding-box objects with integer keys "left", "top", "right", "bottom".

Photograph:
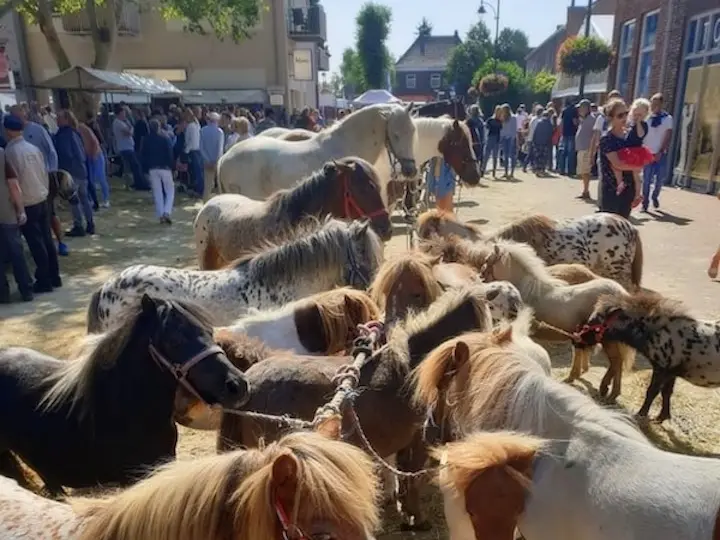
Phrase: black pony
[
  {"left": 0, "top": 294, "right": 250, "bottom": 495},
  {"left": 414, "top": 97, "right": 467, "bottom": 120}
]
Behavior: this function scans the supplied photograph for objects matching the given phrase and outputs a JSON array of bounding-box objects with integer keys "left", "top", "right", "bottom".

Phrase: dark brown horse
[{"left": 216, "top": 284, "right": 494, "bottom": 530}]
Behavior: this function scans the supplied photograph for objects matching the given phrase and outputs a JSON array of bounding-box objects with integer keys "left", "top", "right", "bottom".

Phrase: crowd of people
[
  {"left": 461, "top": 91, "right": 674, "bottom": 220},
  {"left": 0, "top": 98, "right": 335, "bottom": 304}
]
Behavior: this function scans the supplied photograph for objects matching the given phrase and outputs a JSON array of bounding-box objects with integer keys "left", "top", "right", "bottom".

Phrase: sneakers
[
  {"left": 101, "top": 201, "right": 110, "bottom": 208},
  {"left": 58, "top": 242, "right": 69, "bottom": 256},
  {"left": 652, "top": 198, "right": 660, "bottom": 209},
  {"left": 65, "top": 225, "right": 85, "bottom": 237},
  {"left": 160, "top": 214, "right": 173, "bottom": 225}
]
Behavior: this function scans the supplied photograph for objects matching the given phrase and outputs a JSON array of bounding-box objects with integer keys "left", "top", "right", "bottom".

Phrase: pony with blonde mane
[
  {"left": 0, "top": 431, "right": 380, "bottom": 540},
  {"left": 217, "top": 103, "right": 418, "bottom": 202},
  {"left": 416, "top": 209, "right": 644, "bottom": 290},
  {"left": 194, "top": 157, "right": 391, "bottom": 269},
  {"left": 88, "top": 219, "right": 384, "bottom": 331},
  {"left": 430, "top": 237, "right": 635, "bottom": 399}
]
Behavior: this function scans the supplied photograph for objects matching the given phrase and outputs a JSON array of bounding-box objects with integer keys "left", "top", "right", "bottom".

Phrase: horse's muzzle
[
  {"left": 460, "top": 162, "right": 482, "bottom": 186},
  {"left": 222, "top": 375, "right": 251, "bottom": 409},
  {"left": 399, "top": 159, "right": 418, "bottom": 179}
]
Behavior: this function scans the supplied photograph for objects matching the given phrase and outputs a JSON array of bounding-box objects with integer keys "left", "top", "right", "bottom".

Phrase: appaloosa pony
[
  {"left": 195, "top": 157, "right": 391, "bottom": 270},
  {"left": 87, "top": 218, "right": 384, "bottom": 331},
  {"left": 0, "top": 295, "right": 250, "bottom": 495},
  {"left": 421, "top": 337, "right": 720, "bottom": 540},
  {"left": 417, "top": 210, "right": 644, "bottom": 289},
  {"left": 0, "top": 431, "right": 380, "bottom": 540},
  {"left": 576, "top": 291, "right": 720, "bottom": 422},
  {"left": 217, "top": 103, "right": 418, "bottom": 201}
]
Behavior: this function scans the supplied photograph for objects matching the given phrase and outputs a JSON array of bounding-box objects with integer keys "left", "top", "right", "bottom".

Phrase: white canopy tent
[
  {"left": 34, "top": 66, "right": 182, "bottom": 95},
  {"left": 352, "top": 89, "right": 401, "bottom": 107}
]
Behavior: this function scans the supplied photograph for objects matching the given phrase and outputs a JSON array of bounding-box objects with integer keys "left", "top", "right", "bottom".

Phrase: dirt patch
[{"left": 3, "top": 173, "right": 720, "bottom": 539}]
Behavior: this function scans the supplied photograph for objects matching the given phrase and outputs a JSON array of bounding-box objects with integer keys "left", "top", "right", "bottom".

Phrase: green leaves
[
  {"left": 416, "top": 17, "right": 431, "bottom": 38},
  {"left": 355, "top": 2, "right": 391, "bottom": 89},
  {"left": 444, "top": 21, "right": 492, "bottom": 96},
  {"left": 340, "top": 47, "right": 366, "bottom": 94},
  {"left": 558, "top": 36, "right": 613, "bottom": 76},
  {"left": 158, "top": 0, "right": 263, "bottom": 42}
]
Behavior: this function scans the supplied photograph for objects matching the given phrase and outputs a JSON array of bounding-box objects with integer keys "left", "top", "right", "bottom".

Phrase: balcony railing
[
  {"left": 287, "top": 4, "right": 326, "bottom": 42},
  {"left": 317, "top": 47, "right": 330, "bottom": 71},
  {"left": 60, "top": 4, "right": 140, "bottom": 36}
]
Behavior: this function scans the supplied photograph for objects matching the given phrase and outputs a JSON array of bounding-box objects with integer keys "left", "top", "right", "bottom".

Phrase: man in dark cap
[{"left": 4, "top": 114, "right": 61, "bottom": 294}]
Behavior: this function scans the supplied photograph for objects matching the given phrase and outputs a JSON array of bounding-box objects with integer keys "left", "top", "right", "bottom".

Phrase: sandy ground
[{"left": 2, "top": 172, "right": 720, "bottom": 538}]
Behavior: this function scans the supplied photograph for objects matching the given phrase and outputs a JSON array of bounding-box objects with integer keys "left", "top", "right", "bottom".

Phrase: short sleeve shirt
[
  {"left": 112, "top": 118, "right": 134, "bottom": 152},
  {"left": 644, "top": 114, "right": 674, "bottom": 154},
  {"left": 599, "top": 131, "right": 633, "bottom": 189},
  {"left": 561, "top": 106, "right": 578, "bottom": 137}
]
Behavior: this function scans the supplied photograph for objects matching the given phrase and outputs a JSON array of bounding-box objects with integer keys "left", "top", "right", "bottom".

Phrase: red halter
[
  {"left": 573, "top": 311, "right": 620, "bottom": 343},
  {"left": 342, "top": 170, "right": 389, "bottom": 221}
]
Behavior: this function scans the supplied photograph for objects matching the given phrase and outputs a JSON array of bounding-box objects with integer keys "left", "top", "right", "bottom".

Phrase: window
[
  {"left": 405, "top": 73, "right": 416, "bottom": 89},
  {"left": 430, "top": 73, "right": 441, "bottom": 89},
  {"left": 635, "top": 11, "right": 659, "bottom": 98},
  {"left": 616, "top": 19, "right": 636, "bottom": 99}
]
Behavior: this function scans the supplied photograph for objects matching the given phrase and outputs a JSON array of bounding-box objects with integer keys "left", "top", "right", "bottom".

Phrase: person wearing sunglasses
[{"left": 597, "top": 99, "right": 645, "bottom": 218}]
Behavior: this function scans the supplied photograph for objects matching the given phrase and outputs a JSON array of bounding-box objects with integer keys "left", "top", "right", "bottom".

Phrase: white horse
[
  {"left": 258, "top": 127, "right": 316, "bottom": 140},
  {"left": 86, "top": 219, "right": 384, "bottom": 331},
  {"left": 217, "top": 103, "right": 418, "bottom": 201},
  {"left": 420, "top": 340, "right": 720, "bottom": 540}
]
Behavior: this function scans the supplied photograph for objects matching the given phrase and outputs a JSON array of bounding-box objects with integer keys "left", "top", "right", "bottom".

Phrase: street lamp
[{"left": 478, "top": 0, "right": 501, "bottom": 71}]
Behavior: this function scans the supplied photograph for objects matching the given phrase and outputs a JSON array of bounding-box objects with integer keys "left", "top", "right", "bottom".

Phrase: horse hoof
[
  {"left": 598, "top": 386, "right": 609, "bottom": 398},
  {"left": 564, "top": 375, "right": 578, "bottom": 383},
  {"left": 400, "top": 520, "right": 433, "bottom": 532}
]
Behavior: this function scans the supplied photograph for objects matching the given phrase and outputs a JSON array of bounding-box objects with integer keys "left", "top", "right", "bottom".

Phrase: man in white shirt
[{"left": 642, "top": 93, "right": 673, "bottom": 211}]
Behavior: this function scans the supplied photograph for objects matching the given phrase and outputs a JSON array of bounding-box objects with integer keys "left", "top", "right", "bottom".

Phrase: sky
[{"left": 322, "top": 0, "right": 575, "bottom": 75}]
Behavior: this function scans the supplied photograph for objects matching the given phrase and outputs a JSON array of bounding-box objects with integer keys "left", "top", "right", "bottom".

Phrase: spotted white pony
[
  {"left": 217, "top": 103, "right": 418, "bottom": 202},
  {"left": 87, "top": 219, "right": 384, "bottom": 332},
  {"left": 417, "top": 210, "right": 644, "bottom": 290}
]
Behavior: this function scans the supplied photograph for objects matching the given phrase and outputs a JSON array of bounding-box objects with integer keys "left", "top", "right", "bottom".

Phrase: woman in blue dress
[
  {"left": 426, "top": 156, "right": 456, "bottom": 213},
  {"left": 597, "top": 99, "right": 644, "bottom": 218}
]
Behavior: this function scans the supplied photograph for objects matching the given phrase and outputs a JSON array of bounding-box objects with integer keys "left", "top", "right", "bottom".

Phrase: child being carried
[{"left": 615, "top": 98, "right": 655, "bottom": 206}]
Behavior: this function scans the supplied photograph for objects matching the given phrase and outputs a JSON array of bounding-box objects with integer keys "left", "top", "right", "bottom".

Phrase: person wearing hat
[
  {"left": 575, "top": 98, "right": 597, "bottom": 199},
  {"left": 199, "top": 111, "right": 224, "bottom": 200},
  {"left": 3, "top": 114, "right": 61, "bottom": 295}
]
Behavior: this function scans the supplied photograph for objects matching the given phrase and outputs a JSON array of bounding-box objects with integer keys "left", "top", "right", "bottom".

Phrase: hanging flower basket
[
  {"left": 557, "top": 36, "right": 613, "bottom": 77},
  {"left": 478, "top": 74, "right": 509, "bottom": 96}
]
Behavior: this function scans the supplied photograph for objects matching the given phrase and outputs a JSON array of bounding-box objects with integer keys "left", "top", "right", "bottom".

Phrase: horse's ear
[
  {"left": 453, "top": 119, "right": 460, "bottom": 129},
  {"left": 324, "top": 161, "right": 337, "bottom": 175},
  {"left": 406, "top": 101, "right": 414, "bottom": 112},
  {"left": 271, "top": 453, "right": 299, "bottom": 504},
  {"left": 141, "top": 294, "right": 158, "bottom": 315},
  {"left": 451, "top": 341, "right": 470, "bottom": 369},
  {"left": 344, "top": 293, "right": 365, "bottom": 324}
]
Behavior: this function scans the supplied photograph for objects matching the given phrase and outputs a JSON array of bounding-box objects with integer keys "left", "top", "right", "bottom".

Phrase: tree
[
  {"left": 339, "top": 47, "right": 366, "bottom": 96},
  {"left": 17, "top": 0, "right": 262, "bottom": 113},
  {"left": 495, "top": 28, "right": 530, "bottom": 66},
  {"left": 472, "top": 59, "right": 530, "bottom": 111},
  {"left": 355, "top": 2, "right": 392, "bottom": 89},
  {"left": 529, "top": 70, "right": 556, "bottom": 103},
  {"left": 444, "top": 20, "right": 492, "bottom": 97},
  {"left": 416, "top": 17, "right": 432, "bottom": 38}
]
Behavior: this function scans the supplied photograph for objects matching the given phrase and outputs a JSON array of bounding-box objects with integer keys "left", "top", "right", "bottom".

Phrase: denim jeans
[
  {"left": 483, "top": 137, "right": 500, "bottom": 176},
  {"left": 87, "top": 152, "right": 110, "bottom": 203},
  {"left": 120, "top": 149, "right": 148, "bottom": 190},
  {"left": 500, "top": 136, "right": 517, "bottom": 176},
  {"left": 188, "top": 150, "right": 205, "bottom": 195},
  {"left": 0, "top": 223, "right": 33, "bottom": 298},
  {"left": 20, "top": 201, "right": 60, "bottom": 289},
  {"left": 559, "top": 135, "right": 577, "bottom": 176},
  {"left": 70, "top": 176, "right": 95, "bottom": 229},
  {"left": 642, "top": 153, "right": 668, "bottom": 206}
]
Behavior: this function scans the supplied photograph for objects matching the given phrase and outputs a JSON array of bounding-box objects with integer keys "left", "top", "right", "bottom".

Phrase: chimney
[{"left": 454, "top": 30, "right": 459, "bottom": 39}]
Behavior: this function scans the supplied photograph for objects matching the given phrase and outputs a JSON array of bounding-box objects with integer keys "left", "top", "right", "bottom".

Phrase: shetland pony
[
  {"left": 0, "top": 296, "right": 250, "bottom": 494},
  {"left": 87, "top": 219, "right": 384, "bottom": 331},
  {"left": 194, "top": 157, "right": 391, "bottom": 270},
  {"left": 416, "top": 209, "right": 644, "bottom": 290},
  {"left": 576, "top": 291, "right": 720, "bottom": 422},
  {"left": 0, "top": 431, "right": 380, "bottom": 540},
  {"left": 217, "top": 103, "right": 417, "bottom": 200}
]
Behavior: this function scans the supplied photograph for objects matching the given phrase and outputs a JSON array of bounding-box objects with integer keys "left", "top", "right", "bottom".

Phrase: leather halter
[
  {"left": 148, "top": 343, "right": 224, "bottom": 404},
  {"left": 345, "top": 242, "right": 370, "bottom": 289},
  {"left": 342, "top": 170, "right": 388, "bottom": 221},
  {"left": 573, "top": 311, "right": 620, "bottom": 344}
]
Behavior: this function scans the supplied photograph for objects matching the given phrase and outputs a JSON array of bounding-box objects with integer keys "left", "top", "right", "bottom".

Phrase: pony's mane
[
  {"left": 318, "top": 103, "right": 404, "bottom": 138},
  {"left": 40, "top": 299, "right": 215, "bottom": 418},
  {"left": 491, "top": 214, "right": 557, "bottom": 244},
  {"left": 413, "top": 333, "right": 646, "bottom": 443},
  {"left": 494, "top": 240, "right": 567, "bottom": 287},
  {"left": 596, "top": 290, "right": 690, "bottom": 319},
  {"left": 414, "top": 116, "right": 474, "bottom": 157},
  {"left": 265, "top": 157, "right": 381, "bottom": 224},
  {"left": 416, "top": 209, "right": 482, "bottom": 241},
  {"left": 228, "top": 218, "right": 383, "bottom": 288},
  {"left": 434, "top": 431, "right": 543, "bottom": 494},
  {"left": 75, "top": 431, "right": 380, "bottom": 540},
  {"left": 369, "top": 251, "right": 442, "bottom": 311}
]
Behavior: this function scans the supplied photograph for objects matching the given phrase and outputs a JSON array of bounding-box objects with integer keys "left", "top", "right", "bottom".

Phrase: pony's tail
[
  {"left": 86, "top": 289, "right": 102, "bottom": 333},
  {"left": 631, "top": 233, "right": 644, "bottom": 289}
]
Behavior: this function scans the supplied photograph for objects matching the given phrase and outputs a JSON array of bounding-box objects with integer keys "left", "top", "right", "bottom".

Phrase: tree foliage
[
  {"left": 495, "top": 28, "right": 530, "bottom": 66},
  {"left": 340, "top": 47, "right": 366, "bottom": 95},
  {"left": 416, "top": 17, "right": 432, "bottom": 37},
  {"left": 355, "top": 2, "right": 392, "bottom": 89},
  {"left": 531, "top": 70, "right": 556, "bottom": 99},
  {"left": 557, "top": 36, "right": 613, "bottom": 76},
  {"left": 444, "top": 20, "right": 492, "bottom": 96}
]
